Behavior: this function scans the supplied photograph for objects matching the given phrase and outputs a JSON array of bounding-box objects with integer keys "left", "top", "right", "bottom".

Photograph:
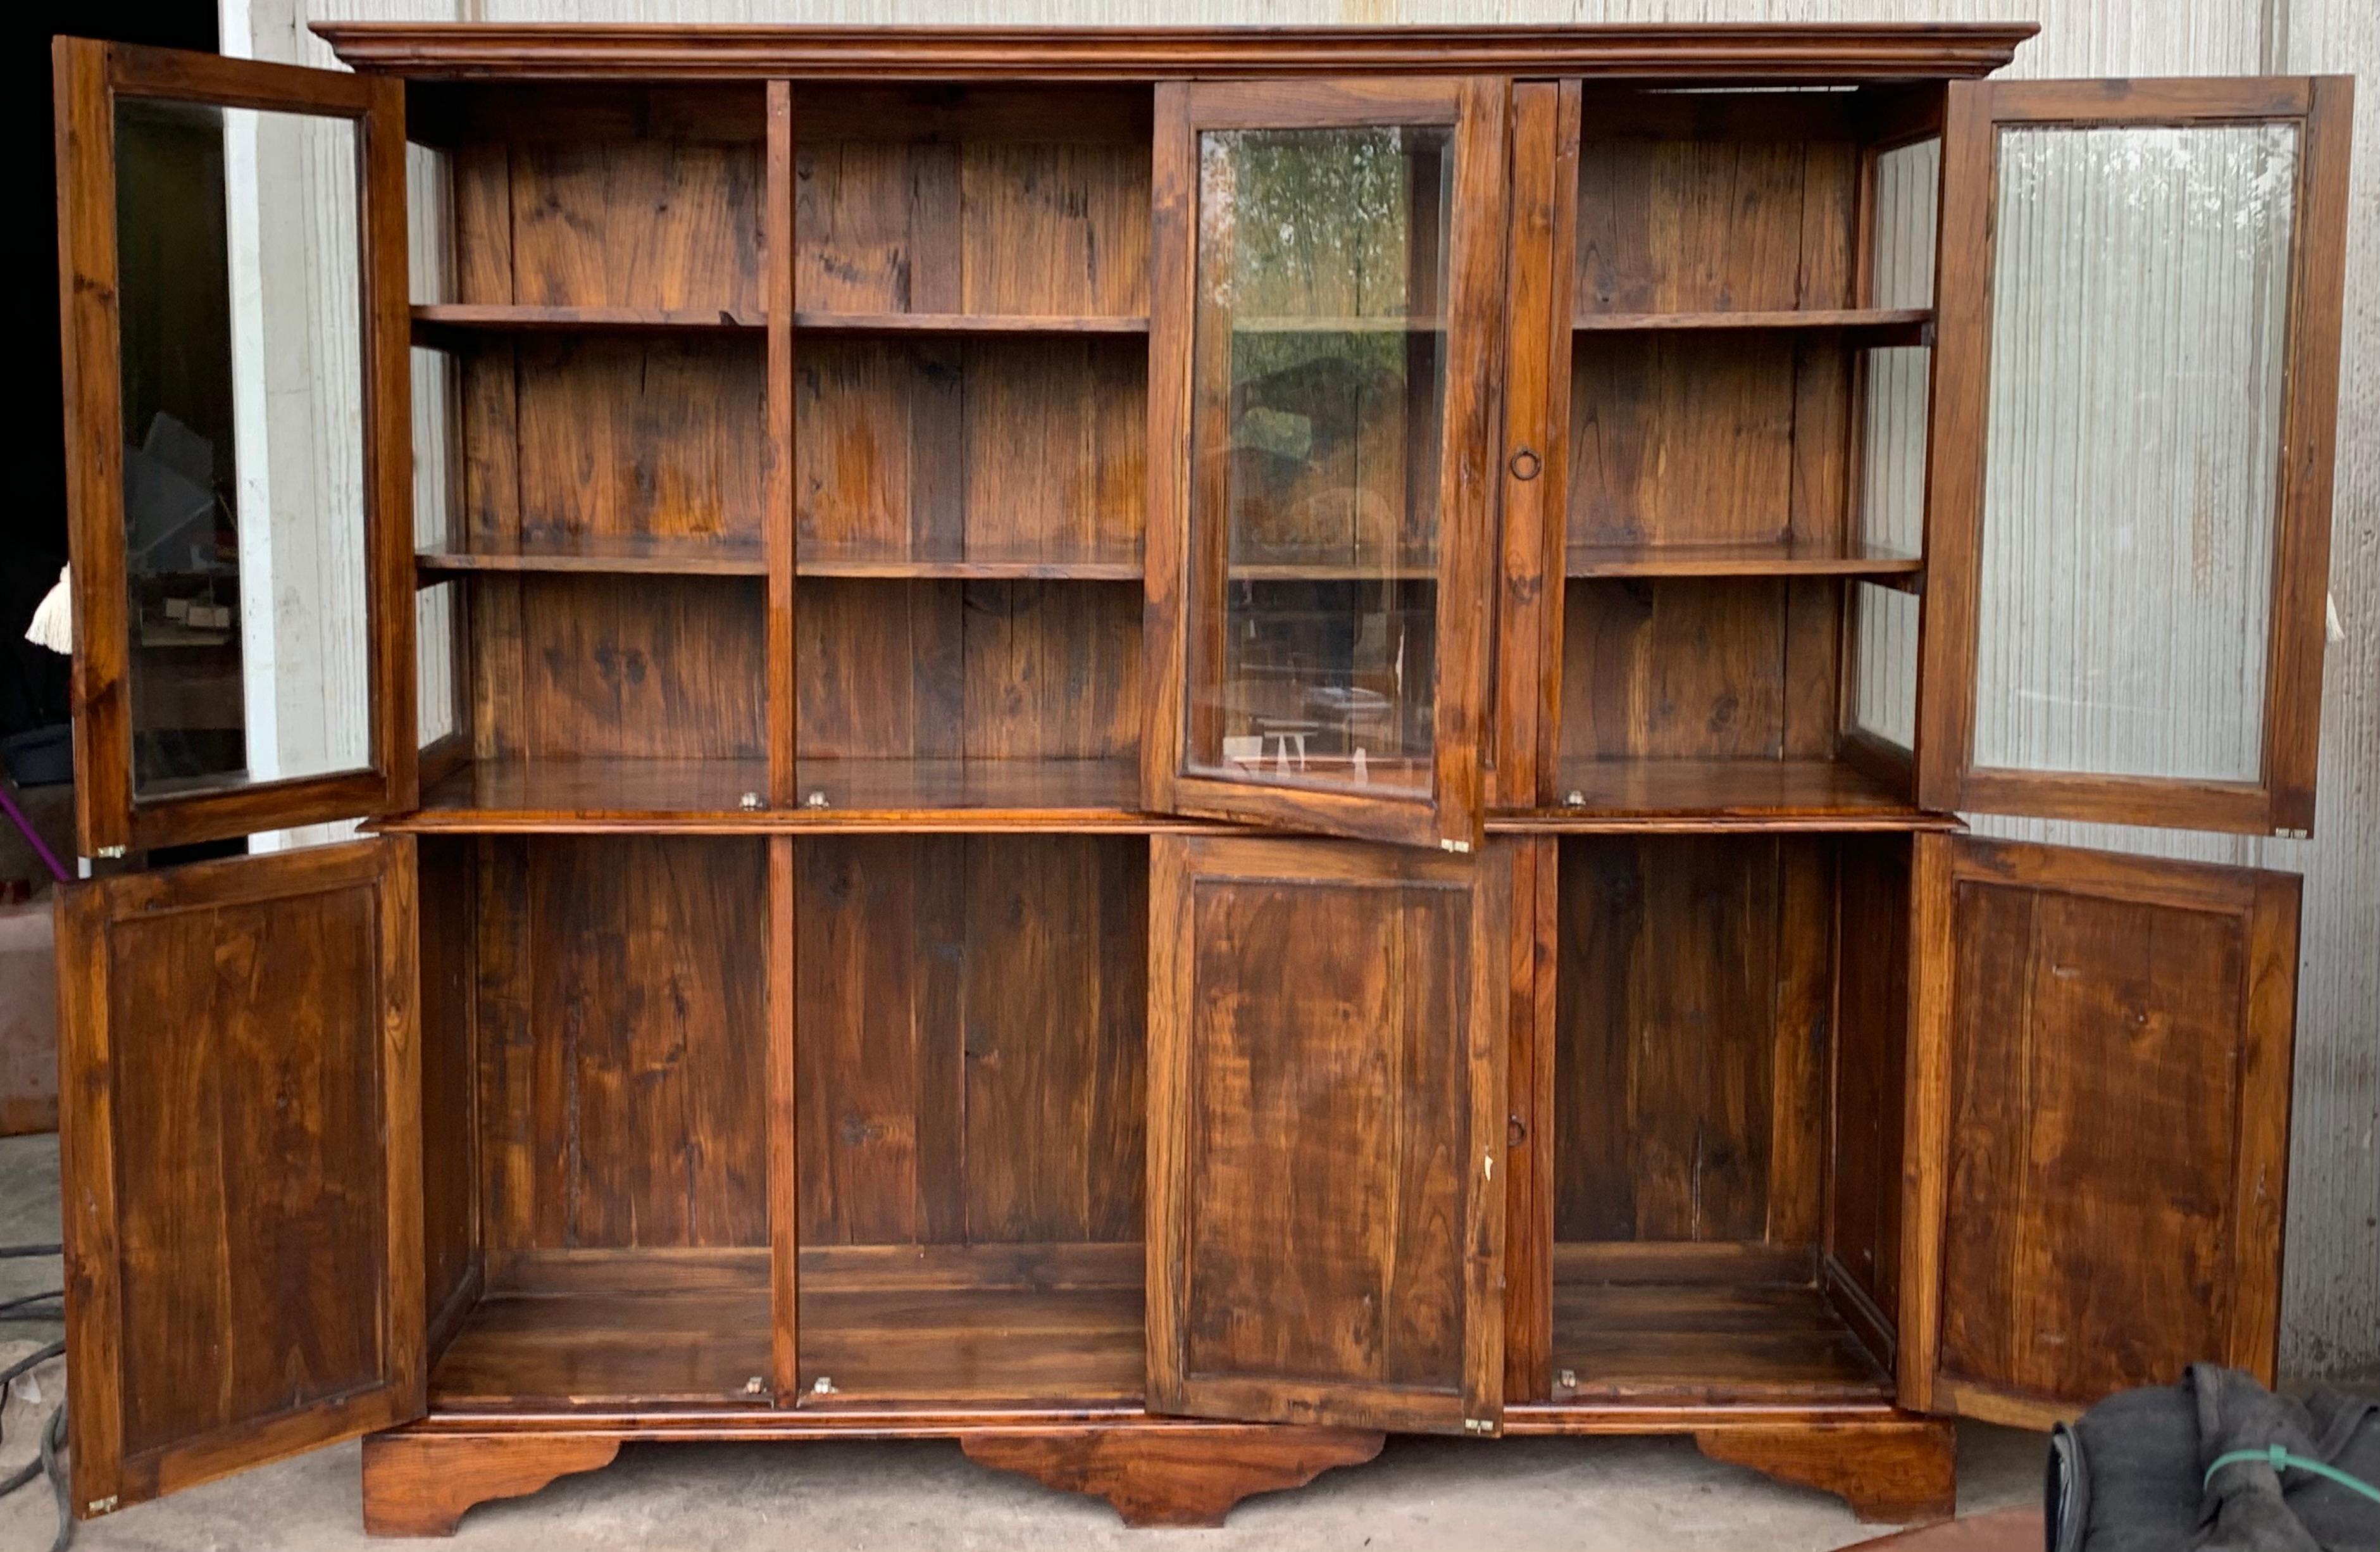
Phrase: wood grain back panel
[
  {"left": 1147, "top": 835, "right": 1510, "bottom": 1435},
  {"left": 464, "top": 335, "right": 766, "bottom": 555},
  {"left": 797, "top": 337, "right": 1143, "bottom": 567},
  {"left": 1554, "top": 835, "right": 1832, "bottom": 1246},
  {"left": 1561, "top": 579, "right": 1842, "bottom": 761},
  {"left": 444, "top": 85, "right": 766, "bottom": 312},
  {"left": 795, "top": 835, "right": 1147, "bottom": 1247},
  {"left": 795, "top": 578, "right": 1139, "bottom": 761},
  {"left": 794, "top": 89, "right": 1150, "bottom": 318},
  {"left": 477, "top": 837, "right": 769, "bottom": 1265},
  {"left": 1565, "top": 113, "right": 1860, "bottom": 561},
  {"left": 1567, "top": 331, "right": 1860, "bottom": 552},
  {"left": 1919, "top": 837, "right": 2300, "bottom": 1422},
  {"left": 1573, "top": 116, "right": 1857, "bottom": 317},
  {"left": 56, "top": 838, "right": 421, "bottom": 1511},
  {"left": 473, "top": 574, "right": 765, "bottom": 760}
]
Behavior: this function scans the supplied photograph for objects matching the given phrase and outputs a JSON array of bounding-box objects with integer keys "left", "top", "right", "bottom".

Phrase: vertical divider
[
  {"left": 763, "top": 81, "right": 802, "bottom": 1406},
  {"left": 766, "top": 80, "right": 799, "bottom": 809},
  {"left": 767, "top": 832, "right": 800, "bottom": 1404}
]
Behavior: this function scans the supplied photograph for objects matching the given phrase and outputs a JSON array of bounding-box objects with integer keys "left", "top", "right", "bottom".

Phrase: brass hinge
[
  {"left": 1462, "top": 1418, "right": 1495, "bottom": 1434},
  {"left": 87, "top": 1496, "right": 118, "bottom": 1516},
  {"left": 94, "top": 846, "right": 126, "bottom": 860}
]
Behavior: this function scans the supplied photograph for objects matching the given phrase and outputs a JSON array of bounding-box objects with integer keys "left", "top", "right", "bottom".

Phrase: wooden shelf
[
  {"left": 428, "top": 1244, "right": 1144, "bottom": 1411},
  {"left": 417, "top": 542, "right": 767, "bottom": 580},
  {"left": 1549, "top": 1242, "right": 1891, "bottom": 1405},
  {"left": 411, "top": 303, "right": 766, "bottom": 342},
  {"left": 386, "top": 756, "right": 1178, "bottom": 832},
  {"left": 799, "top": 556, "right": 1142, "bottom": 581},
  {"left": 399, "top": 758, "right": 772, "bottom": 829},
  {"left": 1531, "top": 758, "right": 1943, "bottom": 830},
  {"left": 433, "top": 1251, "right": 774, "bottom": 1410},
  {"left": 393, "top": 757, "right": 1944, "bottom": 834},
  {"left": 418, "top": 550, "right": 1145, "bottom": 582},
  {"left": 1566, "top": 539, "right": 1921, "bottom": 581},
  {"left": 1573, "top": 307, "right": 1931, "bottom": 346},
  {"left": 792, "top": 758, "right": 1153, "bottom": 828},
  {"left": 794, "top": 311, "right": 1147, "bottom": 335},
  {"left": 799, "top": 1242, "right": 1144, "bottom": 1408}
]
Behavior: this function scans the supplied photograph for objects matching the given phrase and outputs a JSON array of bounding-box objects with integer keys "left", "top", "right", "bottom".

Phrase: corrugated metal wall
[{"left": 259, "top": 0, "right": 2380, "bottom": 1380}]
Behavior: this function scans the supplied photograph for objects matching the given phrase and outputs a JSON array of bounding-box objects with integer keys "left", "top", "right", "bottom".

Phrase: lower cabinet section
[
  {"left": 383, "top": 829, "right": 1962, "bottom": 1537},
  {"left": 1537, "top": 834, "right": 1910, "bottom": 1409}
]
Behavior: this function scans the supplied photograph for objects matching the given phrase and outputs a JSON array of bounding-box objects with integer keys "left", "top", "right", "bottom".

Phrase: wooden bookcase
[{"left": 46, "top": 25, "right": 2352, "bottom": 1537}]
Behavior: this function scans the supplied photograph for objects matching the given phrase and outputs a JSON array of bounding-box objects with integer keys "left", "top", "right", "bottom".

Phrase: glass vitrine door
[
  {"left": 1143, "top": 79, "right": 1508, "bottom": 851},
  {"left": 54, "top": 40, "right": 414, "bottom": 855},
  {"left": 1916, "top": 77, "right": 2351, "bottom": 835}
]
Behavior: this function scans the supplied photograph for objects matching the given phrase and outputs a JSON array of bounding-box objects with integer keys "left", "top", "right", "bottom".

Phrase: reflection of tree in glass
[
  {"left": 1199, "top": 128, "right": 1447, "bottom": 563},
  {"left": 1202, "top": 127, "right": 1417, "bottom": 323}
]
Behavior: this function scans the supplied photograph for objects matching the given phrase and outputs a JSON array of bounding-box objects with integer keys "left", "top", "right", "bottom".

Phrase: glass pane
[
  {"left": 113, "top": 97, "right": 371, "bottom": 799},
  {"left": 1850, "top": 137, "right": 1936, "bottom": 752},
  {"left": 1852, "top": 584, "right": 1919, "bottom": 752},
  {"left": 1185, "top": 125, "right": 1452, "bottom": 796},
  {"left": 417, "top": 580, "right": 465, "bottom": 751},
  {"left": 1972, "top": 124, "right": 2296, "bottom": 783}
]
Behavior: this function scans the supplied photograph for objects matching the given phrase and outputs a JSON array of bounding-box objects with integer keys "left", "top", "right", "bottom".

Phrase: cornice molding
[{"left": 312, "top": 22, "right": 2037, "bottom": 83}]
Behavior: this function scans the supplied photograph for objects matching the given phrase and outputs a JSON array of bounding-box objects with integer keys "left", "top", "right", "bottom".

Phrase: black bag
[{"left": 2049, "top": 1366, "right": 2380, "bottom": 1551}]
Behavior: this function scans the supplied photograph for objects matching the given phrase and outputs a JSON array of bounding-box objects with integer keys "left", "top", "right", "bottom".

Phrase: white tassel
[{"left": 26, "top": 566, "right": 70, "bottom": 655}]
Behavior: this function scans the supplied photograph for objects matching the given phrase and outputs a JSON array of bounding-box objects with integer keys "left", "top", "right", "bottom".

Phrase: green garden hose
[{"left": 2205, "top": 1442, "right": 2380, "bottom": 1506}]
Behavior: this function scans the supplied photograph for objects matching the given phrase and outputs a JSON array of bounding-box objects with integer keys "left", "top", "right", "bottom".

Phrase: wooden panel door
[
  {"left": 1917, "top": 77, "right": 2352, "bottom": 835},
  {"left": 1899, "top": 834, "right": 2298, "bottom": 1429},
  {"left": 55, "top": 838, "right": 423, "bottom": 1517},
  {"left": 1143, "top": 79, "right": 1509, "bottom": 851},
  {"left": 1147, "top": 834, "right": 1511, "bottom": 1434},
  {"left": 53, "top": 40, "right": 413, "bottom": 855}
]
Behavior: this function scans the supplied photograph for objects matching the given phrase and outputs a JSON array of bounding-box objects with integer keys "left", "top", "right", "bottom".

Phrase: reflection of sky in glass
[{"left": 1974, "top": 125, "right": 2295, "bottom": 784}]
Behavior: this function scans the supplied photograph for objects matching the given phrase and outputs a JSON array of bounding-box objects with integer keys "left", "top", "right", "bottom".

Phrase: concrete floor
[{"left": 0, "top": 1133, "right": 2047, "bottom": 1550}]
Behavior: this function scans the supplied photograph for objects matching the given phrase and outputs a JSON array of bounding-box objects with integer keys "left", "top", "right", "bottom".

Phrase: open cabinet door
[
  {"left": 1899, "top": 834, "right": 2297, "bottom": 1429},
  {"left": 53, "top": 39, "right": 413, "bottom": 856},
  {"left": 56, "top": 837, "right": 423, "bottom": 1517},
  {"left": 1916, "top": 76, "right": 2352, "bottom": 835},
  {"left": 1146, "top": 834, "right": 1511, "bottom": 1434},
  {"left": 1142, "top": 79, "right": 1509, "bottom": 851}
]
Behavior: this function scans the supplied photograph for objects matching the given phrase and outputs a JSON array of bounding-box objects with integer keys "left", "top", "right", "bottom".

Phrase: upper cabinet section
[
  {"left": 1918, "top": 77, "right": 2353, "bottom": 836},
  {"left": 53, "top": 42, "right": 415, "bottom": 855},
  {"left": 1143, "top": 78, "right": 1509, "bottom": 851},
  {"left": 1511, "top": 84, "right": 1952, "bottom": 830}
]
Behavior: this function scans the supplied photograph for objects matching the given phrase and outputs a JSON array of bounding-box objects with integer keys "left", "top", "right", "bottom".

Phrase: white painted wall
[{"left": 231, "top": 0, "right": 2380, "bottom": 1381}]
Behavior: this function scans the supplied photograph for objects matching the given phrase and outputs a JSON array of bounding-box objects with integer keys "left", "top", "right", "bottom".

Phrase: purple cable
[{"left": 0, "top": 780, "right": 70, "bottom": 885}]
